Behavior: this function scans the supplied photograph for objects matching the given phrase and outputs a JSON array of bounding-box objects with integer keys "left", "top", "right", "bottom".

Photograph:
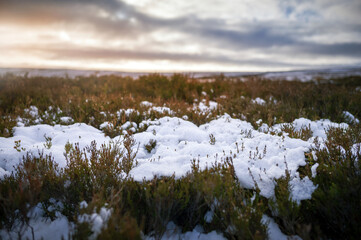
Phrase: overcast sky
[{"left": 0, "top": 0, "right": 361, "bottom": 72}]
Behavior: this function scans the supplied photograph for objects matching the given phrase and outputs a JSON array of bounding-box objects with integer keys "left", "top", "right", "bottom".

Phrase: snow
[
  {"left": 343, "top": 111, "right": 360, "bottom": 124},
  {"left": 0, "top": 109, "right": 352, "bottom": 239},
  {"left": 117, "top": 108, "right": 139, "bottom": 117},
  {"left": 251, "top": 97, "right": 266, "bottom": 105},
  {"left": 24, "top": 106, "right": 39, "bottom": 118},
  {"left": 273, "top": 118, "right": 348, "bottom": 139},
  {"left": 0, "top": 202, "right": 72, "bottom": 240},
  {"left": 60, "top": 116, "right": 73, "bottom": 124},
  {"left": 140, "top": 101, "right": 153, "bottom": 107},
  {"left": 1, "top": 114, "right": 343, "bottom": 200},
  {"left": 352, "top": 143, "right": 361, "bottom": 157},
  {"left": 145, "top": 222, "right": 226, "bottom": 240},
  {"left": 0, "top": 114, "right": 347, "bottom": 201},
  {"left": 148, "top": 106, "right": 175, "bottom": 115},
  {"left": 204, "top": 211, "right": 214, "bottom": 223},
  {"left": 262, "top": 215, "right": 301, "bottom": 240},
  {"left": 99, "top": 121, "right": 114, "bottom": 130},
  {"left": 193, "top": 100, "right": 218, "bottom": 113},
  {"left": 78, "top": 206, "right": 113, "bottom": 239},
  {"left": 0, "top": 123, "right": 109, "bottom": 177},
  {"left": 311, "top": 163, "right": 319, "bottom": 178},
  {"left": 22, "top": 106, "right": 42, "bottom": 124},
  {"left": 289, "top": 177, "right": 317, "bottom": 204}
]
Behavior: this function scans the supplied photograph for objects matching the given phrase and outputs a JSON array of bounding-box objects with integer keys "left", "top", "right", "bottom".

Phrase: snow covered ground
[
  {"left": 0, "top": 101, "right": 354, "bottom": 239},
  {"left": 0, "top": 113, "right": 349, "bottom": 200}
]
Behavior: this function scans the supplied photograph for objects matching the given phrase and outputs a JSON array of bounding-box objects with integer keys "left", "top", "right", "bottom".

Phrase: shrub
[
  {"left": 300, "top": 125, "right": 361, "bottom": 239},
  {"left": 0, "top": 152, "right": 64, "bottom": 230},
  {"left": 281, "top": 123, "right": 313, "bottom": 141}
]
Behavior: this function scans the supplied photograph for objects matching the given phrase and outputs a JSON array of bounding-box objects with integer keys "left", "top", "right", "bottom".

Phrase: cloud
[
  {"left": 0, "top": 0, "right": 360, "bottom": 71},
  {"left": 12, "top": 43, "right": 301, "bottom": 68}
]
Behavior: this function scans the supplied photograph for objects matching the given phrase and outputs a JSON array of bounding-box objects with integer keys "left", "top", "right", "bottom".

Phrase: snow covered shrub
[
  {"left": 0, "top": 116, "right": 16, "bottom": 137},
  {"left": 143, "top": 175, "right": 193, "bottom": 236},
  {"left": 269, "top": 169, "right": 303, "bottom": 236},
  {"left": 72, "top": 195, "right": 142, "bottom": 240},
  {"left": 191, "top": 158, "right": 268, "bottom": 239},
  {"left": 100, "top": 120, "right": 119, "bottom": 138},
  {"left": 63, "top": 143, "right": 94, "bottom": 216},
  {"left": 184, "top": 109, "right": 218, "bottom": 126},
  {"left": 86, "top": 140, "right": 125, "bottom": 193},
  {"left": 63, "top": 136, "right": 139, "bottom": 215},
  {"left": 0, "top": 152, "right": 64, "bottom": 230},
  {"left": 301, "top": 125, "right": 361, "bottom": 239}
]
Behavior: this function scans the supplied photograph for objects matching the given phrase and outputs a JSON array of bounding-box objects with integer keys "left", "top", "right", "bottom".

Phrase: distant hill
[{"left": 1, "top": 67, "right": 360, "bottom": 82}]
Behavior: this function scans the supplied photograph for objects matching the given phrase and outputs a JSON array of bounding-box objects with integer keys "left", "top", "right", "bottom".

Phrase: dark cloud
[
  {"left": 298, "top": 42, "right": 361, "bottom": 58},
  {"left": 192, "top": 24, "right": 296, "bottom": 48}
]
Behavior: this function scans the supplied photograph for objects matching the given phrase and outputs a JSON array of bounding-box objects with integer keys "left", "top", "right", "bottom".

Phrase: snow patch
[
  {"left": 78, "top": 206, "right": 113, "bottom": 239},
  {"left": 251, "top": 97, "right": 266, "bottom": 105},
  {"left": 60, "top": 116, "right": 73, "bottom": 124},
  {"left": 262, "top": 215, "right": 301, "bottom": 240},
  {"left": 144, "top": 222, "right": 226, "bottom": 240},
  {"left": 343, "top": 111, "right": 360, "bottom": 124}
]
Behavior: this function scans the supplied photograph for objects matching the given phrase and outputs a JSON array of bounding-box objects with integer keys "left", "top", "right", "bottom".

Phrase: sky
[{"left": 0, "top": 0, "right": 361, "bottom": 72}]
